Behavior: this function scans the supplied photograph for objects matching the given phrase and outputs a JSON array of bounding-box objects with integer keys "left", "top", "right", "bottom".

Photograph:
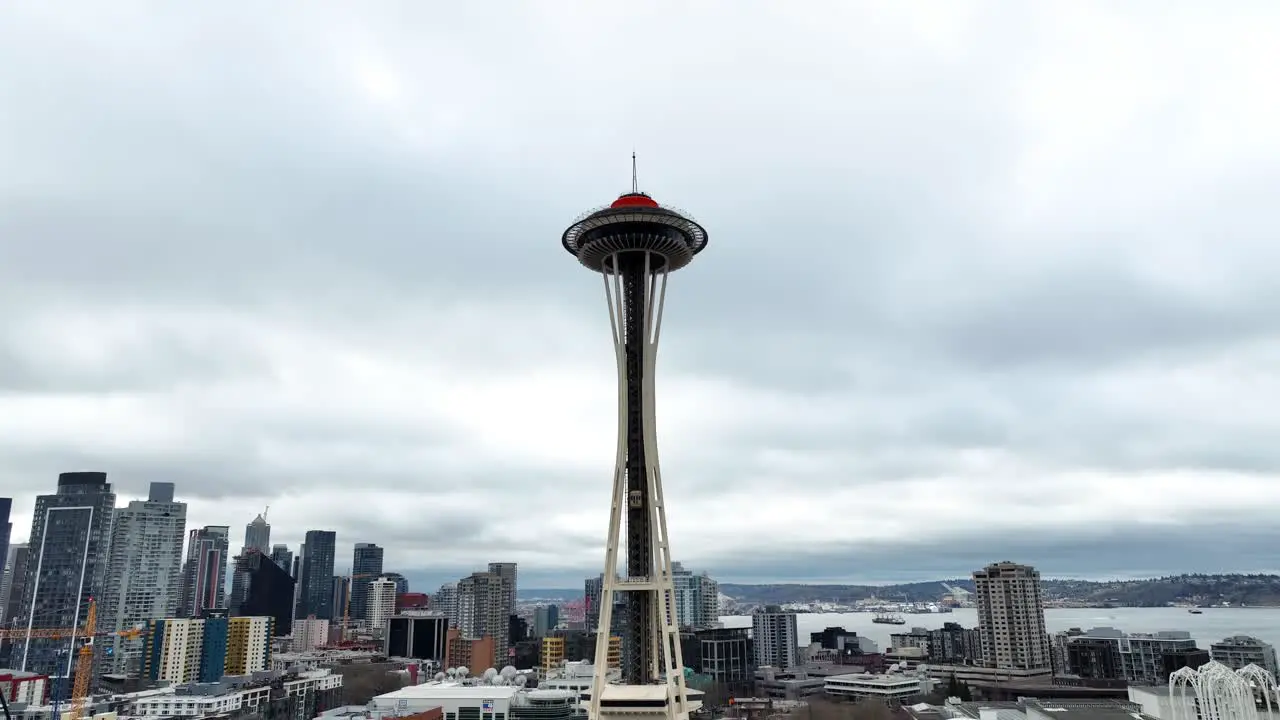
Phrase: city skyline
[{"left": 4, "top": 3, "right": 1280, "bottom": 586}]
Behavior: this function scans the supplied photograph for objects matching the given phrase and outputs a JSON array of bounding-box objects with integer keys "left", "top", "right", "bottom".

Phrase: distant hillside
[{"left": 718, "top": 574, "right": 1280, "bottom": 607}]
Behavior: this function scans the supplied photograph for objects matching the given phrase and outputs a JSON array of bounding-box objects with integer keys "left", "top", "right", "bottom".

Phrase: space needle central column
[{"left": 562, "top": 171, "right": 708, "bottom": 720}]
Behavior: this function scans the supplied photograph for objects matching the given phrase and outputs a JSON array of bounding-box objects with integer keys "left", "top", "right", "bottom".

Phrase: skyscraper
[
  {"left": 350, "top": 543, "right": 384, "bottom": 621},
  {"left": 244, "top": 513, "right": 270, "bottom": 552},
  {"left": 561, "top": 168, "right": 707, "bottom": 717},
  {"left": 180, "top": 526, "right": 230, "bottom": 617},
  {"left": 0, "top": 498, "right": 11, "bottom": 587},
  {"left": 368, "top": 576, "right": 398, "bottom": 634},
  {"left": 229, "top": 513, "right": 272, "bottom": 616},
  {"left": 487, "top": 562, "right": 517, "bottom": 619},
  {"left": 270, "top": 545, "right": 293, "bottom": 573},
  {"left": 973, "top": 560, "right": 1052, "bottom": 674},
  {"left": 298, "top": 531, "right": 336, "bottom": 620},
  {"left": 671, "top": 563, "right": 719, "bottom": 630},
  {"left": 432, "top": 582, "right": 458, "bottom": 628},
  {"left": 101, "top": 482, "right": 187, "bottom": 673},
  {"left": 456, "top": 570, "right": 510, "bottom": 669},
  {"left": 751, "top": 605, "right": 799, "bottom": 670},
  {"left": 15, "top": 472, "right": 116, "bottom": 690},
  {"left": 236, "top": 549, "right": 296, "bottom": 637},
  {"left": 1, "top": 544, "right": 29, "bottom": 627},
  {"left": 0, "top": 542, "right": 21, "bottom": 621}
]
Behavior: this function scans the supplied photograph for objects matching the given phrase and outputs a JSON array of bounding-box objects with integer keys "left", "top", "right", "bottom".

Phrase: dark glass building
[
  {"left": 298, "top": 530, "right": 336, "bottom": 620},
  {"left": 385, "top": 615, "right": 448, "bottom": 661},
  {"left": 238, "top": 548, "right": 297, "bottom": 637},
  {"left": 14, "top": 472, "right": 116, "bottom": 694},
  {"left": 349, "top": 543, "right": 384, "bottom": 621},
  {"left": 0, "top": 497, "right": 11, "bottom": 588}
]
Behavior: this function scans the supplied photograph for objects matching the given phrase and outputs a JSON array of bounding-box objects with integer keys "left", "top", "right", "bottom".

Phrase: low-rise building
[
  {"left": 1209, "top": 635, "right": 1279, "bottom": 678},
  {"left": 112, "top": 668, "right": 342, "bottom": 719},
  {"left": 0, "top": 670, "right": 49, "bottom": 705},
  {"left": 824, "top": 671, "right": 934, "bottom": 704}
]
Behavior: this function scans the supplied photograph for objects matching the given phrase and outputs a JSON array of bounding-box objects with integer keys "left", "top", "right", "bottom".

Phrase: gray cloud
[{"left": 1, "top": 1, "right": 1278, "bottom": 587}]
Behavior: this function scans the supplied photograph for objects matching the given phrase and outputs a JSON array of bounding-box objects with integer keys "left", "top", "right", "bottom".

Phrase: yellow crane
[{"left": 0, "top": 598, "right": 142, "bottom": 720}]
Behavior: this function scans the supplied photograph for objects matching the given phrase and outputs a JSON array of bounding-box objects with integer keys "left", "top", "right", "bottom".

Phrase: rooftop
[{"left": 376, "top": 683, "right": 521, "bottom": 701}]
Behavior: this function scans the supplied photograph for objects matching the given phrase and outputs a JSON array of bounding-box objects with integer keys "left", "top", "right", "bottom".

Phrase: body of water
[{"left": 722, "top": 608, "right": 1280, "bottom": 653}]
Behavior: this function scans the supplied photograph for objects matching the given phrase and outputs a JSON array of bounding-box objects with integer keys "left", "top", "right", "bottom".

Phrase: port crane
[{"left": 0, "top": 598, "right": 143, "bottom": 720}]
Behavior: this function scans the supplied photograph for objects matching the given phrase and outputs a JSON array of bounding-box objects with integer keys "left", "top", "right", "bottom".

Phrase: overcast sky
[{"left": 3, "top": 2, "right": 1279, "bottom": 591}]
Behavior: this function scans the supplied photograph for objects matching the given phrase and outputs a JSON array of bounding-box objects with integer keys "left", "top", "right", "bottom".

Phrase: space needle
[{"left": 561, "top": 158, "right": 708, "bottom": 720}]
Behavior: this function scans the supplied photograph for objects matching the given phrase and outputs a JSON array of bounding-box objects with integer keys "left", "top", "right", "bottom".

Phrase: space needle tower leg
[{"left": 562, "top": 173, "right": 709, "bottom": 720}]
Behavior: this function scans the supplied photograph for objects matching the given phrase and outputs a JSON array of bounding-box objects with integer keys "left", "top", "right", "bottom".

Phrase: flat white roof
[
  {"left": 377, "top": 684, "right": 520, "bottom": 701},
  {"left": 600, "top": 685, "right": 669, "bottom": 702}
]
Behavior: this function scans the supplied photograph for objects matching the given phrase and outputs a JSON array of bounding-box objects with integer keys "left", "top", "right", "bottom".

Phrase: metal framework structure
[
  {"left": 561, "top": 167, "right": 708, "bottom": 720},
  {"left": 1170, "top": 661, "right": 1279, "bottom": 720}
]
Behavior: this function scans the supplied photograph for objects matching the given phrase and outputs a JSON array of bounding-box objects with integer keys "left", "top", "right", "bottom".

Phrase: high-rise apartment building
[
  {"left": 0, "top": 498, "right": 11, "bottom": 588},
  {"left": 225, "top": 616, "right": 273, "bottom": 675},
  {"left": 671, "top": 563, "right": 719, "bottom": 629},
  {"left": 432, "top": 582, "right": 458, "bottom": 628},
  {"left": 368, "top": 576, "right": 398, "bottom": 633},
  {"left": 15, "top": 472, "right": 116, "bottom": 689},
  {"left": 1210, "top": 635, "right": 1279, "bottom": 678},
  {"left": 298, "top": 531, "right": 336, "bottom": 620},
  {"left": 1, "top": 544, "right": 29, "bottom": 628},
  {"left": 331, "top": 576, "right": 350, "bottom": 626},
  {"left": 101, "top": 482, "right": 187, "bottom": 674},
  {"left": 0, "top": 542, "right": 24, "bottom": 624},
  {"left": 973, "top": 560, "right": 1052, "bottom": 674},
  {"left": 487, "top": 562, "right": 517, "bottom": 618},
  {"left": 751, "top": 605, "right": 798, "bottom": 669},
  {"left": 456, "top": 570, "right": 511, "bottom": 669},
  {"left": 141, "top": 615, "right": 273, "bottom": 684},
  {"left": 585, "top": 575, "right": 603, "bottom": 632},
  {"left": 533, "top": 605, "right": 560, "bottom": 637},
  {"left": 382, "top": 572, "right": 408, "bottom": 595},
  {"left": 142, "top": 618, "right": 207, "bottom": 684},
  {"left": 350, "top": 543, "right": 384, "bottom": 621},
  {"left": 269, "top": 544, "right": 292, "bottom": 573},
  {"left": 181, "top": 526, "right": 230, "bottom": 617}
]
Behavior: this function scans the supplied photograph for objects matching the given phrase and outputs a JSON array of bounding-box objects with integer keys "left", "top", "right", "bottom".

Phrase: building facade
[
  {"left": 487, "top": 562, "right": 518, "bottom": 620},
  {"left": 269, "top": 544, "right": 292, "bottom": 573},
  {"left": 385, "top": 615, "right": 448, "bottom": 661},
  {"left": 350, "top": 543, "right": 384, "bottom": 621},
  {"left": 752, "top": 605, "right": 799, "bottom": 669},
  {"left": 298, "top": 530, "right": 336, "bottom": 620},
  {"left": 237, "top": 548, "right": 296, "bottom": 637},
  {"left": 432, "top": 582, "right": 458, "bottom": 628},
  {"left": 368, "top": 576, "right": 398, "bottom": 633},
  {"left": 181, "top": 526, "right": 230, "bottom": 617},
  {"left": 101, "top": 481, "right": 187, "bottom": 674},
  {"left": 456, "top": 570, "right": 511, "bottom": 669},
  {"left": 226, "top": 616, "right": 273, "bottom": 675},
  {"left": 14, "top": 471, "right": 116, "bottom": 690},
  {"left": 533, "top": 605, "right": 560, "bottom": 637},
  {"left": 671, "top": 563, "right": 719, "bottom": 630},
  {"left": 972, "top": 560, "right": 1052, "bottom": 673},
  {"left": 1210, "top": 635, "right": 1278, "bottom": 677}
]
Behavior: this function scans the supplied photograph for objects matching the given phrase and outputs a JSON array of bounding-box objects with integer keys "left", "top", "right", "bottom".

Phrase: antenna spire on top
[{"left": 631, "top": 150, "right": 639, "bottom": 194}]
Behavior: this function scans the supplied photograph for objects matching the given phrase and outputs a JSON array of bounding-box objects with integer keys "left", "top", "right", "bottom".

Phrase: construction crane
[{"left": 1, "top": 598, "right": 142, "bottom": 720}]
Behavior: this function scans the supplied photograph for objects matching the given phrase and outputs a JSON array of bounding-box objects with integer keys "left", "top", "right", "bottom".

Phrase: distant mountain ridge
[
  {"left": 521, "top": 575, "right": 1280, "bottom": 607},
  {"left": 717, "top": 574, "right": 1280, "bottom": 607}
]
